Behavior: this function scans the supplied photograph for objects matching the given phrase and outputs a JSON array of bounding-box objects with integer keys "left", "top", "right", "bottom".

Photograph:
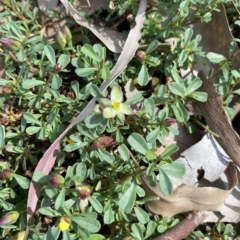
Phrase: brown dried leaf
[{"left": 60, "top": 0, "right": 126, "bottom": 53}]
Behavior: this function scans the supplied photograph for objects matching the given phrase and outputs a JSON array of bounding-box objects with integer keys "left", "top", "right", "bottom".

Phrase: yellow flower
[{"left": 58, "top": 216, "right": 71, "bottom": 232}]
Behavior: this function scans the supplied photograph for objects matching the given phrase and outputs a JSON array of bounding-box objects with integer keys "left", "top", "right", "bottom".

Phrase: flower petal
[
  {"left": 116, "top": 112, "right": 125, "bottom": 122},
  {"left": 102, "top": 107, "right": 116, "bottom": 118},
  {"left": 121, "top": 103, "right": 133, "bottom": 115},
  {"left": 99, "top": 98, "right": 112, "bottom": 107},
  {"left": 111, "top": 85, "right": 123, "bottom": 103}
]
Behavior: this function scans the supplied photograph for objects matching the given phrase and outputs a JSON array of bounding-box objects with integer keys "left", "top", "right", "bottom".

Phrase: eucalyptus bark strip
[{"left": 197, "top": 70, "right": 240, "bottom": 168}]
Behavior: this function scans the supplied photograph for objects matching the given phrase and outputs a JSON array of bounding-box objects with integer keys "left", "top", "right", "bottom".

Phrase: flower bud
[
  {"left": 55, "top": 31, "right": 66, "bottom": 50},
  {"left": 0, "top": 0, "right": 11, "bottom": 7},
  {"left": 62, "top": 25, "right": 72, "bottom": 43},
  {"left": 80, "top": 198, "right": 88, "bottom": 213},
  {"left": 75, "top": 182, "right": 92, "bottom": 200},
  {"left": 50, "top": 173, "right": 65, "bottom": 187},
  {"left": 0, "top": 211, "right": 19, "bottom": 225},
  {"left": 1, "top": 169, "right": 15, "bottom": 180},
  {"left": 93, "top": 136, "right": 113, "bottom": 150},
  {"left": 164, "top": 117, "right": 176, "bottom": 126},
  {"left": 54, "top": 63, "right": 62, "bottom": 71},
  {"left": 135, "top": 51, "right": 146, "bottom": 61},
  {"left": 151, "top": 77, "right": 159, "bottom": 87},
  {"left": 0, "top": 38, "right": 22, "bottom": 52},
  {"left": 13, "top": 231, "right": 25, "bottom": 240},
  {"left": 58, "top": 216, "right": 71, "bottom": 232}
]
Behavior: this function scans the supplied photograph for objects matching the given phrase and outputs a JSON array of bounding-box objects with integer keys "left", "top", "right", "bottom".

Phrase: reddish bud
[
  {"left": 164, "top": 117, "right": 176, "bottom": 126},
  {"left": 0, "top": 38, "right": 22, "bottom": 51},
  {"left": 0, "top": 211, "right": 19, "bottom": 225},
  {"left": 55, "top": 63, "right": 62, "bottom": 71},
  {"left": 93, "top": 136, "right": 113, "bottom": 150},
  {"left": 50, "top": 173, "right": 65, "bottom": 187},
  {"left": 135, "top": 51, "right": 146, "bottom": 61},
  {"left": 75, "top": 182, "right": 92, "bottom": 200},
  {"left": 1, "top": 169, "right": 14, "bottom": 180}
]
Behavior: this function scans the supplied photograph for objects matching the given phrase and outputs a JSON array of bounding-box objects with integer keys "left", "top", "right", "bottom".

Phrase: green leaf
[
  {"left": 189, "top": 91, "right": 208, "bottom": 102},
  {"left": 90, "top": 84, "right": 102, "bottom": 98},
  {"left": 117, "top": 144, "right": 129, "bottom": 161},
  {"left": 9, "top": 22, "right": 22, "bottom": 40},
  {"left": 206, "top": 52, "right": 226, "bottom": 63},
  {"left": 75, "top": 162, "right": 87, "bottom": 182},
  {"left": 224, "top": 106, "right": 235, "bottom": 120},
  {"left": 101, "top": 65, "right": 110, "bottom": 80},
  {"left": 17, "top": 48, "right": 26, "bottom": 62},
  {"left": 23, "top": 112, "right": 42, "bottom": 126},
  {"left": 159, "top": 168, "right": 173, "bottom": 196},
  {"left": 127, "top": 133, "right": 149, "bottom": 155},
  {"left": 171, "top": 102, "right": 189, "bottom": 122},
  {"left": 54, "top": 188, "right": 65, "bottom": 210},
  {"left": 57, "top": 54, "right": 70, "bottom": 69},
  {"left": 185, "top": 78, "right": 202, "bottom": 95},
  {"left": 145, "top": 221, "right": 157, "bottom": 239},
  {"left": 0, "top": 125, "right": 5, "bottom": 151},
  {"left": 72, "top": 216, "right": 101, "bottom": 233},
  {"left": 87, "top": 234, "right": 106, "bottom": 240},
  {"left": 44, "top": 225, "right": 60, "bottom": 240},
  {"left": 145, "top": 150, "right": 157, "bottom": 161},
  {"left": 97, "top": 149, "right": 115, "bottom": 163},
  {"left": 125, "top": 92, "right": 144, "bottom": 105},
  {"left": 160, "top": 160, "right": 186, "bottom": 179},
  {"left": 13, "top": 174, "right": 30, "bottom": 189},
  {"left": 64, "top": 142, "right": 88, "bottom": 152},
  {"left": 44, "top": 45, "right": 56, "bottom": 66},
  {"left": 32, "top": 171, "right": 50, "bottom": 183},
  {"left": 85, "top": 114, "right": 106, "bottom": 129},
  {"left": 144, "top": 98, "right": 154, "bottom": 117},
  {"left": 131, "top": 223, "right": 143, "bottom": 240},
  {"left": 184, "top": 28, "right": 193, "bottom": 45},
  {"left": 75, "top": 68, "right": 97, "bottom": 77},
  {"left": 146, "top": 127, "right": 160, "bottom": 143},
  {"left": 81, "top": 44, "right": 101, "bottom": 62},
  {"left": 160, "top": 144, "right": 179, "bottom": 159},
  {"left": 0, "top": 78, "right": 6, "bottom": 85},
  {"left": 134, "top": 207, "right": 149, "bottom": 224},
  {"left": 119, "top": 183, "right": 136, "bottom": 213},
  {"left": 103, "top": 201, "right": 114, "bottom": 224},
  {"left": 157, "top": 224, "right": 168, "bottom": 233},
  {"left": 146, "top": 40, "right": 159, "bottom": 54},
  {"left": 89, "top": 196, "right": 103, "bottom": 213},
  {"left": 138, "top": 64, "right": 149, "bottom": 86},
  {"left": 51, "top": 74, "right": 62, "bottom": 89},
  {"left": 22, "top": 79, "right": 45, "bottom": 89},
  {"left": 169, "top": 82, "right": 185, "bottom": 97}
]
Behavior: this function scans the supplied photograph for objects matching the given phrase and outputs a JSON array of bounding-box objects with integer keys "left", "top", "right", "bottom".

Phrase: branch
[{"left": 152, "top": 211, "right": 208, "bottom": 240}]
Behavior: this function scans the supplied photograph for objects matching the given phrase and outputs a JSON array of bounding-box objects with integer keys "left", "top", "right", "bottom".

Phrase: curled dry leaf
[
  {"left": 141, "top": 162, "right": 237, "bottom": 217},
  {"left": 60, "top": 0, "right": 126, "bottom": 53}
]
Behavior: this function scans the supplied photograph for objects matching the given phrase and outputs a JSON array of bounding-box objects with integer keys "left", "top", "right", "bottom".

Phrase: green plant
[{"left": 0, "top": 0, "right": 240, "bottom": 239}]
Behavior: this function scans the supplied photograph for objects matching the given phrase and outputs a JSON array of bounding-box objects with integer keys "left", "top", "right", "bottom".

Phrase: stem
[
  {"left": 152, "top": 211, "right": 208, "bottom": 240},
  {"left": 192, "top": 118, "right": 219, "bottom": 137}
]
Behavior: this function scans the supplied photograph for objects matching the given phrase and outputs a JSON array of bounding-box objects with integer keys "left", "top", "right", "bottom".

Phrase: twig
[{"left": 152, "top": 211, "right": 208, "bottom": 240}]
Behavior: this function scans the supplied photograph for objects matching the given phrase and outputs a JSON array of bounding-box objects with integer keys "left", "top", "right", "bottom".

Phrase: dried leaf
[
  {"left": 60, "top": 0, "right": 126, "bottom": 53},
  {"left": 37, "top": 0, "right": 59, "bottom": 14},
  {"left": 23, "top": 1, "right": 147, "bottom": 239},
  {"left": 141, "top": 163, "right": 237, "bottom": 217}
]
